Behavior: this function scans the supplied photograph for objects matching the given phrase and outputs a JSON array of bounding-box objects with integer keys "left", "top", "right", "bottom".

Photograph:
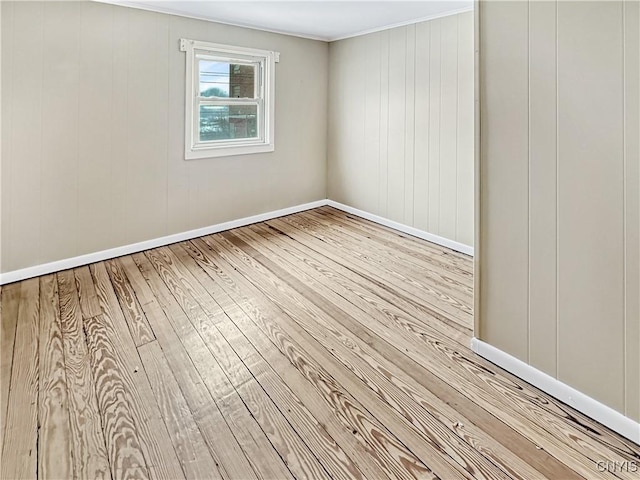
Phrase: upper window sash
[{"left": 195, "top": 53, "right": 262, "bottom": 100}]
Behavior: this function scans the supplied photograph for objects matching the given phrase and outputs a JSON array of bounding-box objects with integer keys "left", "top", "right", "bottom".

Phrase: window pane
[
  {"left": 199, "top": 105, "right": 258, "bottom": 142},
  {"left": 199, "top": 60, "right": 256, "bottom": 99}
]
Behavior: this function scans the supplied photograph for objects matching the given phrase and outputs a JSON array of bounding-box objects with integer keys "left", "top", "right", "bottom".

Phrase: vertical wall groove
[
  {"left": 622, "top": 0, "right": 639, "bottom": 421},
  {"left": 526, "top": 0, "right": 531, "bottom": 364},
  {"left": 622, "top": 0, "right": 627, "bottom": 414},
  {"left": 437, "top": 24, "right": 442, "bottom": 234},
  {"left": 454, "top": 16, "right": 459, "bottom": 241},
  {"left": 412, "top": 28, "right": 417, "bottom": 227},
  {"left": 555, "top": 0, "right": 559, "bottom": 380},
  {"left": 36, "top": 3, "right": 44, "bottom": 267}
]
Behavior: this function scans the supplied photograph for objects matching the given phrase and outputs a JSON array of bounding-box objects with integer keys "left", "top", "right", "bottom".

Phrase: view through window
[
  {"left": 180, "top": 39, "right": 277, "bottom": 159},
  {"left": 198, "top": 60, "right": 258, "bottom": 142}
]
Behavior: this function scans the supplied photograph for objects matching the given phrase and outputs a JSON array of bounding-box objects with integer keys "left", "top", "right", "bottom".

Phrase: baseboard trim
[
  {"left": 471, "top": 337, "right": 640, "bottom": 445},
  {"left": 326, "top": 200, "right": 474, "bottom": 256},
  {"left": 1, "top": 198, "right": 474, "bottom": 285},
  {"left": 0, "top": 200, "right": 327, "bottom": 285}
]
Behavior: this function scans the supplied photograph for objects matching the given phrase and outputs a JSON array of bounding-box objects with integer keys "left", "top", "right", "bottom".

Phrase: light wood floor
[{"left": 1, "top": 206, "right": 639, "bottom": 480}]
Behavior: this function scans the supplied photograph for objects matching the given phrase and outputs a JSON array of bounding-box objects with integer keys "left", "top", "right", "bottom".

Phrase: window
[{"left": 180, "top": 39, "right": 278, "bottom": 159}]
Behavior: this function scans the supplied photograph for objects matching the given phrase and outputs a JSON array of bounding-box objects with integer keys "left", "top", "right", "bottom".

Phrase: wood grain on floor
[{"left": 1, "top": 207, "right": 638, "bottom": 479}]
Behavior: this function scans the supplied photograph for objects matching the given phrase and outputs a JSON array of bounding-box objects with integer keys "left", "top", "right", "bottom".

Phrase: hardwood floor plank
[
  {"left": 89, "top": 262, "right": 185, "bottom": 480},
  {"left": 57, "top": 269, "right": 112, "bottom": 480},
  {"left": 176, "top": 241, "right": 384, "bottom": 480},
  {"left": 216, "top": 230, "right": 509, "bottom": 480},
  {"left": 277, "top": 214, "right": 473, "bottom": 327},
  {"left": 0, "top": 282, "right": 20, "bottom": 458},
  {"left": 74, "top": 265, "right": 103, "bottom": 318},
  {"left": 38, "top": 274, "right": 73, "bottom": 479},
  {"left": 269, "top": 217, "right": 472, "bottom": 331},
  {"left": 243, "top": 224, "right": 583, "bottom": 480},
  {"left": 319, "top": 207, "right": 473, "bottom": 270},
  {"left": 252, "top": 223, "right": 470, "bottom": 346},
  {"left": 208, "top": 319, "right": 342, "bottom": 480},
  {"left": 105, "top": 259, "right": 155, "bottom": 347},
  {"left": 182, "top": 238, "right": 425, "bottom": 480},
  {"left": 268, "top": 218, "right": 471, "bottom": 339},
  {"left": 341, "top": 325, "right": 588, "bottom": 480},
  {"left": 84, "top": 313, "right": 151, "bottom": 480},
  {"left": 305, "top": 209, "right": 473, "bottom": 299},
  {"left": 234, "top": 225, "right": 556, "bottom": 480},
  {"left": 328, "top": 284, "right": 638, "bottom": 476},
  {"left": 137, "top": 340, "right": 219, "bottom": 480},
  {"left": 149, "top": 244, "right": 354, "bottom": 480},
  {"left": 116, "top": 256, "right": 226, "bottom": 480},
  {"left": 126, "top": 253, "right": 258, "bottom": 480},
  {"left": 141, "top": 247, "right": 296, "bottom": 480},
  {"left": 1, "top": 278, "right": 40, "bottom": 480},
  {"left": 194, "top": 235, "right": 442, "bottom": 480},
  {"left": 167, "top": 242, "right": 377, "bottom": 480},
  {"left": 318, "top": 207, "right": 473, "bottom": 271}
]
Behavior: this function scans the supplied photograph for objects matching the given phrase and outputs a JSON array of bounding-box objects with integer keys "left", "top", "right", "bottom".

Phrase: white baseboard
[
  {"left": 0, "top": 200, "right": 327, "bottom": 285},
  {"left": 326, "top": 200, "right": 474, "bottom": 256},
  {"left": 1, "top": 198, "right": 474, "bottom": 285},
  {"left": 471, "top": 337, "right": 640, "bottom": 445}
]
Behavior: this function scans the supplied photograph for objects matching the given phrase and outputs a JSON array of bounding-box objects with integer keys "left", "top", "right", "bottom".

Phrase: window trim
[{"left": 180, "top": 39, "right": 278, "bottom": 160}]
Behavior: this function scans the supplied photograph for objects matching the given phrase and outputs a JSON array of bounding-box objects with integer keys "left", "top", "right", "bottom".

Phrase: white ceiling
[{"left": 96, "top": 1, "right": 473, "bottom": 41}]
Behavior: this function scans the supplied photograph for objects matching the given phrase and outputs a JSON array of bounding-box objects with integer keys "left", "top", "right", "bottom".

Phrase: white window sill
[{"left": 185, "top": 142, "right": 275, "bottom": 160}]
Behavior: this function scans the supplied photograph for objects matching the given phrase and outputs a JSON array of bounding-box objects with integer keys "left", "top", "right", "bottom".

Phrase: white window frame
[{"left": 180, "top": 39, "right": 278, "bottom": 160}]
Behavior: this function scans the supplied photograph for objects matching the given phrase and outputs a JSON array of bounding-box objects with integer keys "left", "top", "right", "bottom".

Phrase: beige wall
[
  {"left": 327, "top": 11, "right": 474, "bottom": 247},
  {"left": 0, "top": 1, "right": 328, "bottom": 273},
  {"left": 479, "top": 0, "right": 639, "bottom": 421}
]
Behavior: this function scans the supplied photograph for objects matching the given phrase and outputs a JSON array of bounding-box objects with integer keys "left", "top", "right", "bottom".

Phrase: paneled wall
[
  {"left": 0, "top": 1, "right": 328, "bottom": 273},
  {"left": 479, "top": 0, "right": 639, "bottom": 421},
  {"left": 327, "top": 11, "right": 474, "bottom": 248}
]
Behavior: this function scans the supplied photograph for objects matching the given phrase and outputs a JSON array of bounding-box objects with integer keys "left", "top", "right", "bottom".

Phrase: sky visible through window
[{"left": 199, "top": 60, "right": 230, "bottom": 97}]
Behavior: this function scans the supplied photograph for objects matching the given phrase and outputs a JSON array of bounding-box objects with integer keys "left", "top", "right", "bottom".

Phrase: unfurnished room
[{"left": 0, "top": 0, "right": 639, "bottom": 479}]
